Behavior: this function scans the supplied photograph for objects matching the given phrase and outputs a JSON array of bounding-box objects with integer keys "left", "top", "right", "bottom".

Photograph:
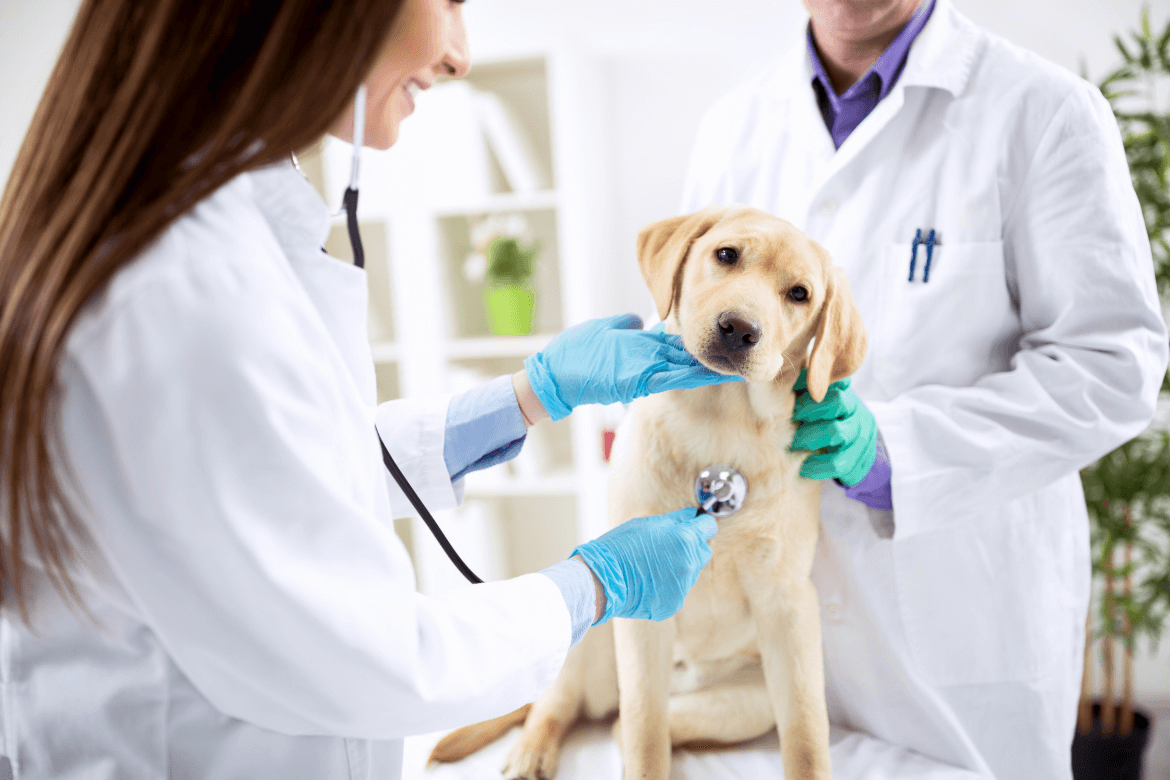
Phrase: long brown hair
[{"left": 0, "top": 0, "right": 404, "bottom": 619}]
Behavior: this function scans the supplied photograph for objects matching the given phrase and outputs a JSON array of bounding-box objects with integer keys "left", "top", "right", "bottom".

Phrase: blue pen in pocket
[
  {"left": 908, "top": 228, "right": 922, "bottom": 282},
  {"left": 908, "top": 228, "right": 938, "bottom": 282},
  {"left": 922, "top": 229, "right": 937, "bottom": 283}
]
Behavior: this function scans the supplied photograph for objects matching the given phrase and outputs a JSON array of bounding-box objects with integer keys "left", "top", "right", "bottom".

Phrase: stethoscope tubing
[
  {"left": 344, "top": 83, "right": 483, "bottom": 584},
  {"left": 376, "top": 431, "right": 484, "bottom": 584}
]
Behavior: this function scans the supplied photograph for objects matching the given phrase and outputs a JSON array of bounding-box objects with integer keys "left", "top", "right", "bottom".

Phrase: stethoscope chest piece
[{"left": 695, "top": 464, "right": 748, "bottom": 518}]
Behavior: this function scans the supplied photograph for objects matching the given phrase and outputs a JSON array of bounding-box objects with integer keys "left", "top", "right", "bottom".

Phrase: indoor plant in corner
[
  {"left": 466, "top": 213, "right": 540, "bottom": 336},
  {"left": 1074, "top": 9, "right": 1170, "bottom": 779}
]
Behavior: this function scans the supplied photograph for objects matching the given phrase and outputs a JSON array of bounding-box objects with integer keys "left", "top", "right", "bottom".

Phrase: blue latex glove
[
  {"left": 790, "top": 370, "right": 878, "bottom": 487},
  {"left": 524, "top": 314, "right": 741, "bottom": 421},
  {"left": 571, "top": 507, "right": 718, "bottom": 624}
]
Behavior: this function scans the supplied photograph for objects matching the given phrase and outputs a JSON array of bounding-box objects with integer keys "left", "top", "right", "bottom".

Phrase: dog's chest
[{"left": 631, "top": 384, "right": 813, "bottom": 665}]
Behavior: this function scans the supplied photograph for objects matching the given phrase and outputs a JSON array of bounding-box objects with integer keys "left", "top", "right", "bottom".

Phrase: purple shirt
[
  {"left": 807, "top": 0, "right": 936, "bottom": 149},
  {"left": 844, "top": 433, "right": 893, "bottom": 512}
]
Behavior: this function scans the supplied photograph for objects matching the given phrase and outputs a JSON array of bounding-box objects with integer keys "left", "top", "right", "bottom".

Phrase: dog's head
[{"left": 637, "top": 205, "right": 866, "bottom": 402}]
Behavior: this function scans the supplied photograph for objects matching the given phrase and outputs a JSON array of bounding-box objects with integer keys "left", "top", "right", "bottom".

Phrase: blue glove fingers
[
  {"left": 686, "top": 511, "right": 720, "bottom": 541},
  {"left": 644, "top": 366, "right": 744, "bottom": 395},
  {"left": 606, "top": 312, "right": 645, "bottom": 331},
  {"left": 572, "top": 506, "right": 718, "bottom": 624},
  {"left": 648, "top": 332, "right": 713, "bottom": 369}
]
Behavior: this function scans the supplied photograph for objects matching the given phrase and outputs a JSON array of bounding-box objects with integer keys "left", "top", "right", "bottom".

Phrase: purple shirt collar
[{"left": 807, "top": 0, "right": 936, "bottom": 149}]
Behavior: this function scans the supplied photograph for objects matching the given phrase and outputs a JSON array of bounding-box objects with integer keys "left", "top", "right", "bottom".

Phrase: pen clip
[
  {"left": 908, "top": 228, "right": 922, "bottom": 282},
  {"left": 922, "top": 229, "right": 937, "bottom": 283}
]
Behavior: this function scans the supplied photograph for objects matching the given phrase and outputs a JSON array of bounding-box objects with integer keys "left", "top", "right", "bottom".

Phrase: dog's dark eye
[
  {"left": 716, "top": 247, "right": 738, "bottom": 264},
  {"left": 788, "top": 286, "right": 809, "bottom": 302}
]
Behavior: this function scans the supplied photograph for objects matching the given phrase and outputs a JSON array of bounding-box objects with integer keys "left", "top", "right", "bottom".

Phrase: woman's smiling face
[{"left": 331, "top": 0, "right": 470, "bottom": 149}]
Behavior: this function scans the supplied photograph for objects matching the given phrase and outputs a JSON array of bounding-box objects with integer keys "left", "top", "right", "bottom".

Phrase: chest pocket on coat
[{"left": 871, "top": 240, "right": 1015, "bottom": 395}]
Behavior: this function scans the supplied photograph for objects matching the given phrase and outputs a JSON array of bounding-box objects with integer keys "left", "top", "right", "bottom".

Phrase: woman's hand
[
  {"left": 521, "top": 314, "right": 741, "bottom": 422},
  {"left": 570, "top": 507, "right": 718, "bottom": 624}
]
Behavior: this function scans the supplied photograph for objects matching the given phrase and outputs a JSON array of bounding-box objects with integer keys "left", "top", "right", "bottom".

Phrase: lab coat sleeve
[
  {"left": 867, "top": 83, "right": 1169, "bottom": 538},
  {"left": 61, "top": 265, "right": 572, "bottom": 739},
  {"left": 375, "top": 394, "right": 467, "bottom": 517}
]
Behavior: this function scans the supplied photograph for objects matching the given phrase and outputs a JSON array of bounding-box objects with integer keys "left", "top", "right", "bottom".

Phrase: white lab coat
[
  {"left": 682, "top": 2, "right": 1168, "bottom": 778},
  {"left": 0, "top": 161, "right": 571, "bottom": 779}
]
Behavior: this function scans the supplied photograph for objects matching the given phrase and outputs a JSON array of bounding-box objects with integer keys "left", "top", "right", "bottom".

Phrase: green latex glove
[{"left": 790, "top": 370, "right": 878, "bottom": 487}]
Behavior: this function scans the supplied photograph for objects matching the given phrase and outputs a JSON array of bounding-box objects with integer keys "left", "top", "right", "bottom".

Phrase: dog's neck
[{"left": 672, "top": 374, "right": 799, "bottom": 426}]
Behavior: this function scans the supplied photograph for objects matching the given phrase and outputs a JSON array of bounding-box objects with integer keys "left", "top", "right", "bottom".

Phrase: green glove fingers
[
  {"left": 790, "top": 419, "right": 853, "bottom": 451},
  {"left": 790, "top": 369, "right": 878, "bottom": 487}
]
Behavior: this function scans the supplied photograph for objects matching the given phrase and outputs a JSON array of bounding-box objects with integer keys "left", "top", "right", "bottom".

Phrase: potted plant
[
  {"left": 1074, "top": 9, "right": 1170, "bottom": 779},
  {"left": 465, "top": 213, "right": 540, "bottom": 336}
]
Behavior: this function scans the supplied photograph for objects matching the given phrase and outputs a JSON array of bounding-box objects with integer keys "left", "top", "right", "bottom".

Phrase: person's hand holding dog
[
  {"left": 570, "top": 507, "right": 718, "bottom": 624},
  {"left": 523, "top": 313, "right": 742, "bottom": 421},
  {"left": 791, "top": 369, "right": 878, "bottom": 487}
]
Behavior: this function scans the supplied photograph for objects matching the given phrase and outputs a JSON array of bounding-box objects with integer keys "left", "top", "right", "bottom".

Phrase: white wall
[
  {"left": 2, "top": 0, "right": 1168, "bottom": 698},
  {"left": 0, "top": 0, "right": 82, "bottom": 186}
]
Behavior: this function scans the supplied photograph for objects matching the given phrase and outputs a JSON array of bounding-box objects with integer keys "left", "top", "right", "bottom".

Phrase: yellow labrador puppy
[{"left": 431, "top": 206, "right": 867, "bottom": 780}]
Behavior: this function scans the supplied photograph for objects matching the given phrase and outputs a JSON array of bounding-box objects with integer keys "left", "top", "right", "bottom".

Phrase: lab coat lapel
[
  {"left": 808, "top": 0, "right": 980, "bottom": 198},
  {"left": 248, "top": 161, "right": 378, "bottom": 406},
  {"left": 761, "top": 42, "right": 835, "bottom": 231}
]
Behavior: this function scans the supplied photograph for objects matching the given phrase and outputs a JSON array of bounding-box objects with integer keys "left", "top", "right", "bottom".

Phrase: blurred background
[{"left": 2, "top": 0, "right": 1168, "bottom": 772}]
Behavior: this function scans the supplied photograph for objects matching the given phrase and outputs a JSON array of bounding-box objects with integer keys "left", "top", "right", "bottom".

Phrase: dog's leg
[
  {"left": 668, "top": 665, "right": 775, "bottom": 747},
  {"left": 614, "top": 616, "right": 676, "bottom": 780},
  {"left": 739, "top": 529, "right": 831, "bottom": 779},
  {"left": 501, "top": 621, "right": 617, "bottom": 780}
]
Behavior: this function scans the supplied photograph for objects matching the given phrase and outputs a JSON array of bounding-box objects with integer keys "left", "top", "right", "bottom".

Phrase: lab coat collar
[
  {"left": 896, "top": 0, "right": 981, "bottom": 98},
  {"left": 246, "top": 158, "right": 333, "bottom": 258},
  {"left": 766, "top": 0, "right": 979, "bottom": 102}
]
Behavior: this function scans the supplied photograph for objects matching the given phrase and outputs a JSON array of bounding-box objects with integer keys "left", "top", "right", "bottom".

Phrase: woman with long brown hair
[{"left": 0, "top": 0, "right": 736, "bottom": 776}]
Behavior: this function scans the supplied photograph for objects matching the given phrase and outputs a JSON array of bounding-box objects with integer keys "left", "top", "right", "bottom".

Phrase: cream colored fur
[{"left": 431, "top": 206, "right": 867, "bottom": 780}]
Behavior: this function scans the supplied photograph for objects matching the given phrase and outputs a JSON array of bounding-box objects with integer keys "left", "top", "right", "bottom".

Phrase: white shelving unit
[{"left": 303, "top": 50, "right": 613, "bottom": 596}]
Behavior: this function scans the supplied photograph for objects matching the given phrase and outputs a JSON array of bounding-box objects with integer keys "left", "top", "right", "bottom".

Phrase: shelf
[
  {"left": 370, "top": 341, "right": 399, "bottom": 362},
  {"left": 434, "top": 189, "right": 557, "bottom": 217},
  {"left": 446, "top": 334, "right": 554, "bottom": 359},
  {"left": 462, "top": 471, "right": 578, "bottom": 498}
]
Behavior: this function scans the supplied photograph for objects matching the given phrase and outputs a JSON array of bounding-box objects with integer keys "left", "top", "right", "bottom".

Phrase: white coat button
[
  {"left": 819, "top": 198, "right": 838, "bottom": 217},
  {"left": 824, "top": 600, "right": 843, "bottom": 622}
]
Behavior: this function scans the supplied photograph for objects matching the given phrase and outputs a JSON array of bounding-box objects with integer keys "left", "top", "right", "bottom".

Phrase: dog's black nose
[{"left": 717, "top": 312, "right": 761, "bottom": 351}]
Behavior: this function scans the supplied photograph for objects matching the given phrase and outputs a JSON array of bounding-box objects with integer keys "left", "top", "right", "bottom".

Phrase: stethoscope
[{"left": 337, "top": 88, "right": 748, "bottom": 585}]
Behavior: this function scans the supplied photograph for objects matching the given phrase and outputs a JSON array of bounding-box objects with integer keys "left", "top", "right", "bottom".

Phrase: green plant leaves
[
  {"left": 485, "top": 236, "right": 538, "bottom": 286},
  {"left": 1082, "top": 10, "right": 1170, "bottom": 649}
]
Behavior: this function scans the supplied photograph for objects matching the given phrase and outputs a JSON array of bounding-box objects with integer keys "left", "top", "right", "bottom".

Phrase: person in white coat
[
  {"left": 0, "top": 1, "right": 738, "bottom": 778},
  {"left": 682, "top": 0, "right": 1168, "bottom": 777}
]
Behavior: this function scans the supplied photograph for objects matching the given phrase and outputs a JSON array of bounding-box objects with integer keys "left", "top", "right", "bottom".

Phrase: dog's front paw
[{"left": 502, "top": 727, "right": 564, "bottom": 780}]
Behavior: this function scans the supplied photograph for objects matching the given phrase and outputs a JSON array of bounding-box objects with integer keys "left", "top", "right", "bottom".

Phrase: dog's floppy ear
[
  {"left": 636, "top": 206, "right": 728, "bottom": 320},
  {"left": 806, "top": 266, "right": 868, "bottom": 402}
]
